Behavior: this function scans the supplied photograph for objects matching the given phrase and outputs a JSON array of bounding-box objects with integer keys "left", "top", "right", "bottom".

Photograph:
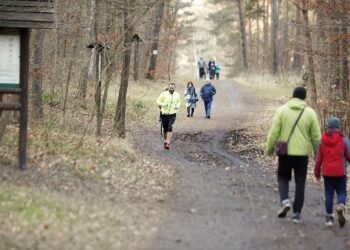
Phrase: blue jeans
[
  {"left": 324, "top": 176, "right": 347, "bottom": 214},
  {"left": 204, "top": 101, "right": 212, "bottom": 117}
]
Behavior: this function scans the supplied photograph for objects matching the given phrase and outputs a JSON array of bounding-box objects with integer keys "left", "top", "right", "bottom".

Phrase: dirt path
[{"left": 137, "top": 80, "right": 350, "bottom": 250}]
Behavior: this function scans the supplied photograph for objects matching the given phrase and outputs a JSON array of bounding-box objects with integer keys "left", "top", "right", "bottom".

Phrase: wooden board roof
[{"left": 0, "top": 0, "right": 54, "bottom": 29}]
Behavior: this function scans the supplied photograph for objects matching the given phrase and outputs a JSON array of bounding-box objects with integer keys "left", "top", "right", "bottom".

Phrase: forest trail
[{"left": 136, "top": 80, "right": 350, "bottom": 250}]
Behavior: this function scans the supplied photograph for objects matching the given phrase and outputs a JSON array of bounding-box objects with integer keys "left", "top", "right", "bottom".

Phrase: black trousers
[
  {"left": 277, "top": 155, "right": 309, "bottom": 214},
  {"left": 199, "top": 68, "right": 205, "bottom": 79},
  {"left": 161, "top": 114, "right": 176, "bottom": 133}
]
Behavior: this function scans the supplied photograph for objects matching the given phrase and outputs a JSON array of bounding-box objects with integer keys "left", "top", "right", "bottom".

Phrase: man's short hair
[{"left": 292, "top": 87, "right": 307, "bottom": 100}]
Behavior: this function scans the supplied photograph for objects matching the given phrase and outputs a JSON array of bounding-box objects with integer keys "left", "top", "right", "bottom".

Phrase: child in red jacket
[{"left": 315, "top": 117, "right": 350, "bottom": 227}]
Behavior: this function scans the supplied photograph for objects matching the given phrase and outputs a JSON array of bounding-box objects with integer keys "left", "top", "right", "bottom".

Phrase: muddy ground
[{"left": 137, "top": 80, "right": 350, "bottom": 250}]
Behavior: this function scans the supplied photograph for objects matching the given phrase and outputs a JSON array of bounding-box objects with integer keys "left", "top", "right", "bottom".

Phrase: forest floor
[
  {"left": 137, "top": 79, "right": 350, "bottom": 250},
  {"left": 1, "top": 78, "right": 350, "bottom": 249}
]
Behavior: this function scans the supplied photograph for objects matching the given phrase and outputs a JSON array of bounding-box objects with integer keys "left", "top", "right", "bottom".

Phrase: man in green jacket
[
  {"left": 266, "top": 87, "right": 321, "bottom": 223},
  {"left": 157, "top": 83, "right": 181, "bottom": 150}
]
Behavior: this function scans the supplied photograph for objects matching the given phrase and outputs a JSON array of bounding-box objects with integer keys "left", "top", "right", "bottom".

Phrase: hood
[
  {"left": 287, "top": 98, "right": 306, "bottom": 110},
  {"left": 322, "top": 131, "right": 342, "bottom": 147}
]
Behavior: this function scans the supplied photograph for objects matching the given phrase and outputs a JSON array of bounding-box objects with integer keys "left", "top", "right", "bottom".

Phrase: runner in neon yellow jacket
[
  {"left": 157, "top": 88, "right": 181, "bottom": 115},
  {"left": 157, "top": 83, "right": 181, "bottom": 150}
]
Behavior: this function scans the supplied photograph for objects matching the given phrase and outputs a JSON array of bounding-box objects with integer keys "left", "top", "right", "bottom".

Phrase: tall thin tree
[
  {"left": 270, "top": 0, "right": 279, "bottom": 74},
  {"left": 114, "top": 0, "right": 135, "bottom": 137},
  {"left": 237, "top": 0, "right": 248, "bottom": 69},
  {"left": 146, "top": 0, "right": 166, "bottom": 79}
]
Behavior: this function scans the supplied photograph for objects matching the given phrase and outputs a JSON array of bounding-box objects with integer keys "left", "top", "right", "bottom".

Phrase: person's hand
[{"left": 270, "top": 154, "right": 276, "bottom": 161}]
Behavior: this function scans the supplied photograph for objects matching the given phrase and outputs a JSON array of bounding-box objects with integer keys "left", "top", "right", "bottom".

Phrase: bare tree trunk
[
  {"left": 146, "top": 0, "right": 165, "bottom": 79},
  {"left": 327, "top": 1, "right": 341, "bottom": 95},
  {"left": 237, "top": 0, "right": 248, "bottom": 69},
  {"left": 95, "top": 0, "right": 106, "bottom": 137},
  {"left": 263, "top": 0, "right": 269, "bottom": 71},
  {"left": 256, "top": 13, "right": 260, "bottom": 69},
  {"left": 281, "top": 0, "right": 289, "bottom": 72},
  {"left": 292, "top": 0, "right": 303, "bottom": 71},
  {"left": 133, "top": 40, "right": 141, "bottom": 81},
  {"left": 79, "top": 0, "right": 96, "bottom": 99},
  {"left": 62, "top": 39, "right": 79, "bottom": 127},
  {"left": 114, "top": 0, "right": 135, "bottom": 138},
  {"left": 301, "top": 0, "right": 317, "bottom": 107},
  {"left": 271, "top": 0, "right": 279, "bottom": 74},
  {"left": 31, "top": 30, "right": 45, "bottom": 121},
  {"left": 339, "top": 0, "right": 349, "bottom": 100},
  {"left": 316, "top": 0, "right": 328, "bottom": 86},
  {"left": 248, "top": 18, "right": 253, "bottom": 66}
]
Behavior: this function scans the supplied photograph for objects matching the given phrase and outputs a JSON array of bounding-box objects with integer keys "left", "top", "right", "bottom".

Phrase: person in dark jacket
[
  {"left": 197, "top": 57, "right": 207, "bottom": 79},
  {"left": 208, "top": 59, "right": 216, "bottom": 80},
  {"left": 315, "top": 117, "right": 350, "bottom": 227},
  {"left": 200, "top": 78, "right": 216, "bottom": 119},
  {"left": 184, "top": 81, "right": 198, "bottom": 117}
]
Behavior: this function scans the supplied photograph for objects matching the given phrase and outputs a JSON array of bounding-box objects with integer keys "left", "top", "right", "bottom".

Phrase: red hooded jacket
[{"left": 315, "top": 130, "right": 350, "bottom": 177}]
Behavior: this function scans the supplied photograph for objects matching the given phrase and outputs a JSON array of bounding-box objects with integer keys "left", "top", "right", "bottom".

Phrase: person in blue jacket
[{"left": 200, "top": 78, "right": 216, "bottom": 119}]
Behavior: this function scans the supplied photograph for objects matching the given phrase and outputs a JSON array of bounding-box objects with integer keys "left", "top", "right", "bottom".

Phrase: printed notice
[{"left": 0, "top": 35, "right": 20, "bottom": 88}]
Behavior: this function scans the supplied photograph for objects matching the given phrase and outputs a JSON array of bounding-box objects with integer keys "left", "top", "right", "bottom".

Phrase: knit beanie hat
[
  {"left": 292, "top": 87, "right": 307, "bottom": 100},
  {"left": 327, "top": 117, "right": 341, "bottom": 129}
]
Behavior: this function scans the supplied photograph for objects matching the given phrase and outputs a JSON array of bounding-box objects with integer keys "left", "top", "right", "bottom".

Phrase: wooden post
[{"left": 18, "top": 28, "right": 30, "bottom": 170}]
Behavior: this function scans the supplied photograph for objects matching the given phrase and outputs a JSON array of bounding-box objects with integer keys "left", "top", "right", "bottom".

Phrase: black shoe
[
  {"left": 278, "top": 199, "right": 291, "bottom": 218},
  {"left": 292, "top": 213, "right": 302, "bottom": 224},
  {"left": 187, "top": 114, "right": 190, "bottom": 117},
  {"left": 325, "top": 214, "right": 334, "bottom": 227},
  {"left": 336, "top": 204, "right": 346, "bottom": 227}
]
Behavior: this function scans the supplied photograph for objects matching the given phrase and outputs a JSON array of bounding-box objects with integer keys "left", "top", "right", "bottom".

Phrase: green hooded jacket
[{"left": 266, "top": 98, "right": 321, "bottom": 156}]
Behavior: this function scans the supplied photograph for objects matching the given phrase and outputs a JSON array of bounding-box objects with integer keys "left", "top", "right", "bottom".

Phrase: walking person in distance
[
  {"left": 200, "top": 78, "right": 216, "bottom": 119},
  {"left": 197, "top": 57, "right": 207, "bottom": 79},
  {"left": 184, "top": 81, "right": 198, "bottom": 117}
]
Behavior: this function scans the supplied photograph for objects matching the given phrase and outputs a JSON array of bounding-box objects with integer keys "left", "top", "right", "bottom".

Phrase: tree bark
[
  {"left": 316, "top": 0, "right": 328, "bottom": 86},
  {"left": 281, "top": 0, "right": 289, "bottom": 72},
  {"left": 339, "top": 0, "right": 349, "bottom": 100},
  {"left": 114, "top": 0, "right": 135, "bottom": 138},
  {"left": 146, "top": 1, "right": 166, "bottom": 79},
  {"left": 301, "top": 0, "right": 317, "bottom": 107},
  {"left": 79, "top": 0, "right": 96, "bottom": 99},
  {"left": 133, "top": 40, "right": 141, "bottom": 81},
  {"left": 237, "top": 0, "right": 248, "bottom": 69},
  {"left": 292, "top": 0, "right": 303, "bottom": 71},
  {"left": 263, "top": 0, "right": 269, "bottom": 71},
  {"left": 271, "top": 0, "right": 279, "bottom": 74},
  {"left": 31, "top": 29, "right": 46, "bottom": 121}
]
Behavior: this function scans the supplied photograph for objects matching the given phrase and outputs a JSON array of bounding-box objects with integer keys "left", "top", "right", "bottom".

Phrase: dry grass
[{"left": 0, "top": 78, "right": 176, "bottom": 250}]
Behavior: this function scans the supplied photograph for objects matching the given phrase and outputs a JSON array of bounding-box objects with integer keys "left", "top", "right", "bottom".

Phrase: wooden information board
[{"left": 0, "top": 1, "right": 54, "bottom": 169}]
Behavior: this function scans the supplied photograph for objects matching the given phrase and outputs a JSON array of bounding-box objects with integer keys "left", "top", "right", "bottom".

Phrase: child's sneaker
[
  {"left": 278, "top": 199, "right": 291, "bottom": 218},
  {"left": 292, "top": 213, "right": 302, "bottom": 224},
  {"left": 336, "top": 203, "right": 346, "bottom": 227},
  {"left": 325, "top": 214, "right": 334, "bottom": 227}
]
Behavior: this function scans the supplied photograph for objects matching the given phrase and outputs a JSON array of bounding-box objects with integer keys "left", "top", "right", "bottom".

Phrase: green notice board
[{"left": 0, "top": 34, "right": 20, "bottom": 88}]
